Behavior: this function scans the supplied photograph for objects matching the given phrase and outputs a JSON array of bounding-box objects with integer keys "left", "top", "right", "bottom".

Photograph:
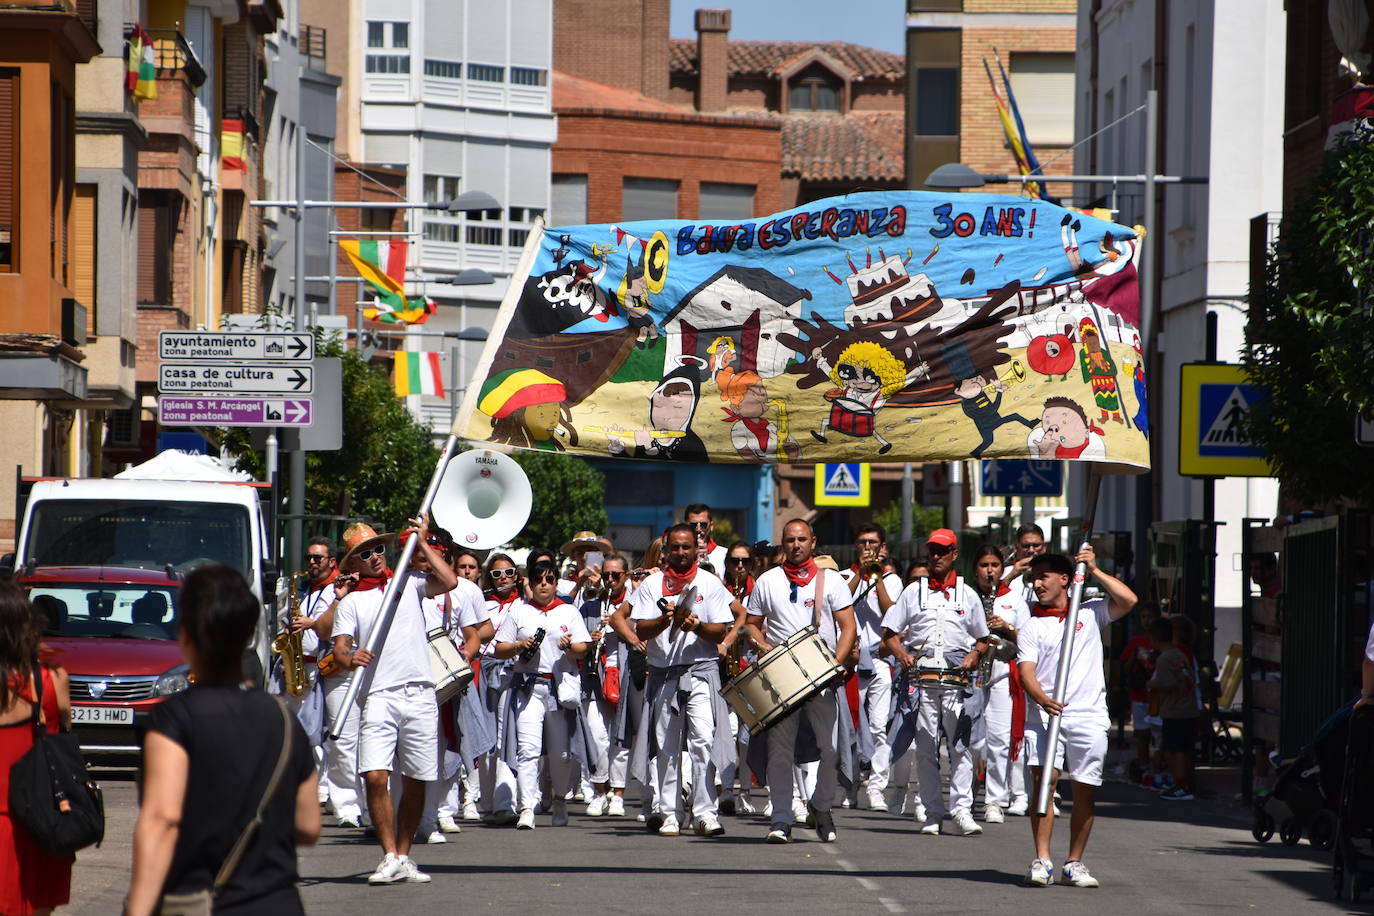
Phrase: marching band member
[
  {"left": 969, "top": 545, "right": 1031, "bottom": 822},
  {"left": 745, "top": 519, "right": 857, "bottom": 844},
  {"left": 284, "top": 538, "right": 338, "bottom": 809},
  {"left": 684, "top": 503, "right": 728, "bottom": 572},
  {"left": 630, "top": 525, "right": 735, "bottom": 837},
  {"left": 330, "top": 514, "right": 457, "bottom": 886},
  {"left": 492, "top": 560, "right": 591, "bottom": 829},
  {"left": 451, "top": 549, "right": 488, "bottom": 821},
  {"left": 477, "top": 554, "right": 523, "bottom": 825},
  {"left": 1018, "top": 548, "right": 1135, "bottom": 887},
  {"left": 879, "top": 529, "right": 989, "bottom": 837},
  {"left": 838, "top": 524, "right": 903, "bottom": 811},
  {"left": 579, "top": 553, "right": 633, "bottom": 816},
  {"left": 718, "top": 540, "right": 757, "bottom": 816},
  {"left": 606, "top": 559, "right": 655, "bottom": 819}
]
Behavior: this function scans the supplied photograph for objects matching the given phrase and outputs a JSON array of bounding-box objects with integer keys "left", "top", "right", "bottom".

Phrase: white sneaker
[
  {"left": 398, "top": 856, "right": 431, "bottom": 884},
  {"left": 918, "top": 820, "right": 941, "bottom": 835},
  {"left": 866, "top": 787, "right": 887, "bottom": 810},
  {"left": 659, "top": 814, "right": 680, "bottom": 836},
  {"left": 762, "top": 800, "right": 773, "bottom": 819},
  {"left": 1024, "top": 858, "right": 1054, "bottom": 887},
  {"left": 460, "top": 801, "right": 480, "bottom": 821},
  {"left": 551, "top": 799, "right": 569, "bottom": 827},
  {"left": 983, "top": 806, "right": 1005, "bottom": 824},
  {"left": 437, "top": 814, "right": 462, "bottom": 834},
  {"left": 368, "top": 853, "right": 405, "bottom": 885},
  {"left": 737, "top": 794, "right": 757, "bottom": 814},
  {"left": 1059, "top": 860, "right": 1100, "bottom": 888},
  {"left": 516, "top": 808, "right": 535, "bottom": 830},
  {"left": 337, "top": 815, "right": 362, "bottom": 829},
  {"left": 1007, "top": 798, "right": 1029, "bottom": 817},
  {"left": 791, "top": 798, "right": 810, "bottom": 824},
  {"left": 952, "top": 811, "right": 983, "bottom": 836},
  {"left": 607, "top": 795, "right": 626, "bottom": 817},
  {"left": 418, "top": 829, "right": 446, "bottom": 844},
  {"left": 694, "top": 813, "right": 725, "bottom": 836},
  {"left": 912, "top": 802, "right": 927, "bottom": 824},
  {"left": 586, "top": 793, "right": 608, "bottom": 817}
]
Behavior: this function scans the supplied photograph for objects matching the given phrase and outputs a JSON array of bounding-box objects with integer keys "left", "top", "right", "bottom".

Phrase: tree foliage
[
  {"left": 507, "top": 451, "right": 608, "bottom": 551},
  {"left": 216, "top": 336, "right": 439, "bottom": 531},
  {"left": 872, "top": 500, "right": 946, "bottom": 545},
  {"left": 1242, "top": 128, "right": 1374, "bottom": 504}
]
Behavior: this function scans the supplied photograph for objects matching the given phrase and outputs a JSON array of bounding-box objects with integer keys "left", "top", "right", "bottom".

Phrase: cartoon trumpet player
[{"left": 809, "top": 341, "right": 927, "bottom": 455}]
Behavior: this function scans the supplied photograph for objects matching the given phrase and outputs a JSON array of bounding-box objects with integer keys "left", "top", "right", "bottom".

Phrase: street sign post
[
  {"left": 158, "top": 363, "right": 313, "bottom": 395},
  {"left": 980, "top": 459, "right": 1063, "bottom": 496},
  {"left": 1178, "top": 363, "right": 1271, "bottom": 477},
  {"left": 158, "top": 397, "right": 313, "bottom": 428},
  {"left": 158, "top": 331, "right": 313, "bottom": 362},
  {"left": 814, "top": 462, "right": 870, "bottom": 507}
]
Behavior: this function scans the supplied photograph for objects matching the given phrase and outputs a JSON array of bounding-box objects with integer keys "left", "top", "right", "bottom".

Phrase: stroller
[
  {"left": 1251, "top": 699, "right": 1352, "bottom": 850},
  {"left": 1333, "top": 704, "right": 1374, "bottom": 903}
]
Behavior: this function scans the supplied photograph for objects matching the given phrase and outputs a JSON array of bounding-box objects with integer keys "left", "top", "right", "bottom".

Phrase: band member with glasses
[
  {"left": 745, "top": 519, "right": 857, "bottom": 844},
  {"left": 684, "top": 503, "right": 727, "bottom": 573},
  {"left": 969, "top": 544, "right": 1031, "bottom": 822},
  {"left": 880, "top": 528, "right": 990, "bottom": 838},
  {"left": 606, "top": 551, "right": 654, "bottom": 820},
  {"left": 719, "top": 541, "right": 758, "bottom": 816},
  {"left": 330, "top": 516, "right": 457, "bottom": 886},
  {"left": 628, "top": 525, "right": 735, "bottom": 837},
  {"left": 476, "top": 555, "right": 523, "bottom": 825},
  {"left": 284, "top": 538, "right": 339, "bottom": 811},
  {"left": 492, "top": 560, "right": 591, "bottom": 829},
  {"left": 578, "top": 553, "right": 634, "bottom": 817},
  {"left": 1004, "top": 524, "right": 1049, "bottom": 595},
  {"left": 838, "top": 524, "right": 904, "bottom": 812}
]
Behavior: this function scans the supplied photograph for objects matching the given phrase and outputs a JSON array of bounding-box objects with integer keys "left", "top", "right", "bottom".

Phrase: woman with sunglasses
[
  {"left": 605, "top": 554, "right": 653, "bottom": 822},
  {"left": 491, "top": 560, "right": 591, "bottom": 829},
  {"left": 474, "top": 554, "right": 522, "bottom": 825},
  {"left": 717, "top": 541, "right": 758, "bottom": 817},
  {"left": 576, "top": 553, "right": 635, "bottom": 818}
]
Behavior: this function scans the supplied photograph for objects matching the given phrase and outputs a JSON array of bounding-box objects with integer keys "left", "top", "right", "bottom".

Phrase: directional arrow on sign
[
  {"left": 286, "top": 400, "right": 309, "bottom": 423},
  {"left": 288, "top": 336, "right": 309, "bottom": 359},
  {"left": 289, "top": 369, "right": 308, "bottom": 390},
  {"left": 157, "top": 363, "right": 315, "bottom": 395}
]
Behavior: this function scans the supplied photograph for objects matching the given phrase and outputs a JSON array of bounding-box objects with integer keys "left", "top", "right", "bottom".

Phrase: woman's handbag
[
  {"left": 156, "top": 699, "right": 294, "bottom": 916},
  {"left": 7, "top": 664, "right": 105, "bottom": 856}
]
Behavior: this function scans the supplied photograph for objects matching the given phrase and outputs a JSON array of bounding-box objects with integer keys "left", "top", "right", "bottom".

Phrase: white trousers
[
  {"left": 582, "top": 694, "right": 612, "bottom": 784},
  {"left": 861, "top": 663, "right": 899, "bottom": 790},
  {"left": 983, "top": 677, "right": 1026, "bottom": 808},
  {"left": 515, "top": 681, "right": 573, "bottom": 811},
  {"left": 479, "top": 753, "right": 518, "bottom": 814},
  {"left": 915, "top": 689, "right": 975, "bottom": 818},
  {"left": 322, "top": 674, "right": 363, "bottom": 820},
  {"left": 652, "top": 677, "right": 718, "bottom": 820},
  {"left": 766, "top": 688, "right": 839, "bottom": 821}
]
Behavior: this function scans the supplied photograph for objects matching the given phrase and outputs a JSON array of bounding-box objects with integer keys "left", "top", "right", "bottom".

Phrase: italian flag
[
  {"left": 341, "top": 239, "right": 407, "bottom": 298},
  {"left": 393, "top": 351, "right": 445, "bottom": 398},
  {"left": 127, "top": 25, "right": 157, "bottom": 102}
]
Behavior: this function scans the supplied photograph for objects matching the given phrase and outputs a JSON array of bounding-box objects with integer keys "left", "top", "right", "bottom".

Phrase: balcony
[
  {"left": 300, "top": 24, "right": 327, "bottom": 72},
  {"left": 134, "top": 29, "right": 205, "bottom": 198}
]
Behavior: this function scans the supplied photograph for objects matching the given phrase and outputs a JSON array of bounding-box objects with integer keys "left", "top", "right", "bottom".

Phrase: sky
[{"left": 668, "top": 0, "right": 905, "bottom": 55}]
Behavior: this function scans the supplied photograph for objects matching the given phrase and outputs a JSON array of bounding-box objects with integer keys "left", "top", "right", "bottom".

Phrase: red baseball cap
[{"left": 926, "top": 528, "right": 958, "bottom": 548}]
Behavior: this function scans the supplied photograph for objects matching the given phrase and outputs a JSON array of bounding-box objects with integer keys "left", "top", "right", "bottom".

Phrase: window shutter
[
  {"left": 1008, "top": 53, "right": 1076, "bottom": 147},
  {"left": 0, "top": 70, "right": 17, "bottom": 272},
  {"left": 137, "top": 195, "right": 158, "bottom": 304},
  {"left": 72, "top": 184, "right": 96, "bottom": 333}
]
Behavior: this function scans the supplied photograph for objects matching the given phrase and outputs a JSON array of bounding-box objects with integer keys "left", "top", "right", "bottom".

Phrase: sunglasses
[
  {"left": 356, "top": 546, "right": 385, "bottom": 561},
  {"left": 927, "top": 545, "right": 953, "bottom": 557},
  {"left": 490, "top": 568, "right": 518, "bottom": 580},
  {"left": 690, "top": 521, "right": 711, "bottom": 530},
  {"left": 606, "top": 570, "right": 626, "bottom": 579},
  {"left": 727, "top": 557, "right": 751, "bottom": 565},
  {"left": 306, "top": 554, "right": 331, "bottom": 564},
  {"left": 533, "top": 574, "right": 558, "bottom": 584}
]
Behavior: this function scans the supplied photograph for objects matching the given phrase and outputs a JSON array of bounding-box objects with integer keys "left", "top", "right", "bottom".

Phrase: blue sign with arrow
[{"left": 980, "top": 459, "right": 1063, "bottom": 497}]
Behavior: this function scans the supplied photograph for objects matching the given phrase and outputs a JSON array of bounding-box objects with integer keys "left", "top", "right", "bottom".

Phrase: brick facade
[
  {"left": 331, "top": 161, "right": 407, "bottom": 328},
  {"left": 553, "top": 0, "right": 671, "bottom": 100}
]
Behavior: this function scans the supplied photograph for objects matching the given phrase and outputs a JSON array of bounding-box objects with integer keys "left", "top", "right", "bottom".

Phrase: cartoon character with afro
[{"left": 808, "top": 340, "right": 925, "bottom": 454}]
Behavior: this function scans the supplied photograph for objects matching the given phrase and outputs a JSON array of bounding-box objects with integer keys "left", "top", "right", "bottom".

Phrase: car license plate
[{"left": 71, "top": 706, "right": 134, "bottom": 725}]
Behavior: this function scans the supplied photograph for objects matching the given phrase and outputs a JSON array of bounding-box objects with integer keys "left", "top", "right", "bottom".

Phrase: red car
[{"left": 20, "top": 566, "right": 191, "bottom": 762}]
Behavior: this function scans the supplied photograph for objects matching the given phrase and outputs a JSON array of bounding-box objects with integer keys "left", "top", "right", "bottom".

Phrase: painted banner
[{"left": 455, "top": 191, "right": 1149, "bottom": 471}]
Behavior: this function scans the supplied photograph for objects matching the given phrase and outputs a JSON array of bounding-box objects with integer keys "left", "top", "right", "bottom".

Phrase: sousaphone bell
[{"left": 433, "top": 449, "right": 533, "bottom": 549}]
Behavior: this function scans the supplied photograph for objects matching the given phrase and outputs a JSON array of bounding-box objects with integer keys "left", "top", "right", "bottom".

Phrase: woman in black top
[{"left": 126, "top": 566, "right": 320, "bottom": 915}]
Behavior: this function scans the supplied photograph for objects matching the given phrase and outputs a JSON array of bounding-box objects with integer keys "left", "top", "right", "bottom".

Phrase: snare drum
[
  {"left": 720, "top": 625, "right": 845, "bottom": 735},
  {"left": 828, "top": 397, "right": 876, "bottom": 436},
  {"left": 915, "top": 665, "right": 973, "bottom": 692},
  {"left": 427, "top": 627, "right": 474, "bottom": 705}
]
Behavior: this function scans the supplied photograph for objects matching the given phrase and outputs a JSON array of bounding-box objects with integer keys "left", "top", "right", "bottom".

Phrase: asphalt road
[{"left": 67, "top": 769, "right": 1354, "bottom": 915}]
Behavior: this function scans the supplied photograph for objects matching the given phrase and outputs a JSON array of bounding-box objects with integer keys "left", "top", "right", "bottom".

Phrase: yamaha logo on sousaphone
[{"left": 435, "top": 449, "right": 533, "bottom": 549}]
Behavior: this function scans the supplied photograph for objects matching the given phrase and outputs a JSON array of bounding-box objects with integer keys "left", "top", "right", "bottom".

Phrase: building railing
[
  {"left": 143, "top": 28, "right": 207, "bottom": 88},
  {"left": 300, "top": 24, "right": 327, "bottom": 71}
]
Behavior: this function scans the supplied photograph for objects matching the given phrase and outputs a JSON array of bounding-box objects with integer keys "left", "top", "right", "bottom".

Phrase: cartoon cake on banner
[{"left": 455, "top": 191, "right": 1149, "bottom": 471}]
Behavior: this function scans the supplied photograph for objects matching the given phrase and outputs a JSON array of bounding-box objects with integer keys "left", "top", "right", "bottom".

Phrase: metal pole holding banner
[
  {"left": 325, "top": 434, "right": 461, "bottom": 741},
  {"left": 1033, "top": 468, "right": 1103, "bottom": 816}
]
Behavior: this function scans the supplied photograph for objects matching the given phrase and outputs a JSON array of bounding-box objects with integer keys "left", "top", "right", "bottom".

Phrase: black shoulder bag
[{"left": 7, "top": 663, "right": 105, "bottom": 856}]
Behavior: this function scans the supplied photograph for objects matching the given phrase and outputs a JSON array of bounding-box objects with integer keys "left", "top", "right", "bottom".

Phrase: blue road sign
[
  {"left": 980, "top": 459, "right": 1063, "bottom": 497},
  {"left": 1196, "top": 382, "right": 1265, "bottom": 458},
  {"left": 815, "top": 462, "right": 870, "bottom": 506}
]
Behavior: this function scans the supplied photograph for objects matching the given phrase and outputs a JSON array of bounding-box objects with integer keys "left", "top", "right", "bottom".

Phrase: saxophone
[
  {"left": 272, "top": 571, "right": 310, "bottom": 697},
  {"left": 724, "top": 578, "right": 748, "bottom": 680}
]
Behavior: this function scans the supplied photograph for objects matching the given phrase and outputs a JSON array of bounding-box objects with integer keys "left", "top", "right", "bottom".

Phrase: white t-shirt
[
  {"left": 298, "top": 581, "right": 337, "bottom": 657},
  {"left": 881, "top": 577, "right": 988, "bottom": 660},
  {"left": 331, "top": 572, "right": 432, "bottom": 691},
  {"left": 705, "top": 543, "right": 728, "bottom": 576},
  {"left": 1018, "top": 597, "right": 1113, "bottom": 726},
  {"left": 839, "top": 568, "right": 903, "bottom": 662},
  {"left": 495, "top": 599, "right": 590, "bottom": 676},
  {"left": 630, "top": 570, "right": 733, "bottom": 668},
  {"left": 421, "top": 577, "right": 485, "bottom": 638},
  {"left": 746, "top": 566, "right": 854, "bottom": 651},
  {"left": 481, "top": 591, "right": 521, "bottom": 658},
  {"left": 983, "top": 587, "right": 1031, "bottom": 683}
]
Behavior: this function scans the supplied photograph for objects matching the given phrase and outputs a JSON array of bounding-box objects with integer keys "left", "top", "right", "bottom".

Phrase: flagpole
[{"left": 1033, "top": 466, "right": 1103, "bottom": 817}]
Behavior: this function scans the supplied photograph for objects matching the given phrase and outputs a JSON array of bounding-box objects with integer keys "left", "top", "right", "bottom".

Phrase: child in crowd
[
  {"left": 1147, "top": 617, "right": 1199, "bottom": 801},
  {"left": 1120, "top": 601, "right": 1161, "bottom": 783}
]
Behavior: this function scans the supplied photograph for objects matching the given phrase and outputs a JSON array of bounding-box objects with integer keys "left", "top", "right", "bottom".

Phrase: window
[
  {"left": 423, "top": 174, "right": 460, "bottom": 212},
  {"left": 507, "top": 206, "right": 544, "bottom": 223},
  {"left": 622, "top": 177, "right": 678, "bottom": 221},
  {"left": 508, "top": 228, "right": 530, "bottom": 247},
  {"left": 789, "top": 63, "right": 841, "bottom": 112},
  {"left": 392, "top": 22, "right": 408, "bottom": 48},
  {"left": 365, "top": 21, "right": 410, "bottom": 73},
  {"left": 424, "top": 59, "right": 461, "bottom": 79},
  {"left": 366, "top": 55, "right": 410, "bottom": 74},
  {"left": 510, "top": 67, "right": 547, "bottom": 86},
  {"left": 1008, "top": 52, "right": 1076, "bottom": 146},
  {"left": 137, "top": 191, "right": 173, "bottom": 304},
  {"left": 367, "top": 22, "right": 384, "bottom": 47},
  {"left": 467, "top": 63, "right": 504, "bottom": 82},
  {"left": 699, "top": 182, "right": 755, "bottom": 220},
  {"left": 0, "top": 68, "right": 16, "bottom": 272},
  {"left": 551, "top": 174, "right": 587, "bottom": 226},
  {"left": 465, "top": 225, "right": 502, "bottom": 245},
  {"left": 423, "top": 222, "right": 460, "bottom": 242},
  {"left": 915, "top": 68, "right": 958, "bottom": 135}
]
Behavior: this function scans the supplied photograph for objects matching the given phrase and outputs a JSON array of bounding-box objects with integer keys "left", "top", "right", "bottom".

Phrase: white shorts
[
  {"left": 1131, "top": 700, "right": 1163, "bottom": 733},
  {"left": 358, "top": 683, "right": 439, "bottom": 781},
  {"left": 1024, "top": 716, "right": 1108, "bottom": 786}
]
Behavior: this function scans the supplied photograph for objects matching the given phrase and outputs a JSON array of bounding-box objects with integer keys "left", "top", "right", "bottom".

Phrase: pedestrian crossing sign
[
  {"left": 1178, "top": 363, "right": 1272, "bottom": 477},
  {"left": 815, "top": 462, "right": 870, "bottom": 506}
]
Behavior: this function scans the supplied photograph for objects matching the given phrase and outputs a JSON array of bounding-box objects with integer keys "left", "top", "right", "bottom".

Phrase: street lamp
[{"left": 299, "top": 269, "right": 496, "bottom": 286}]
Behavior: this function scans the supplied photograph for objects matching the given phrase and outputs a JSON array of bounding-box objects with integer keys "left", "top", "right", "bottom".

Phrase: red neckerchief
[
  {"left": 531, "top": 596, "right": 565, "bottom": 613},
  {"left": 1031, "top": 601, "right": 1069, "bottom": 620},
  {"left": 927, "top": 570, "right": 957, "bottom": 599},
  {"left": 662, "top": 563, "right": 698, "bottom": 595},
  {"left": 488, "top": 587, "right": 520, "bottom": 608},
  {"left": 782, "top": 559, "right": 818, "bottom": 587},
  {"left": 308, "top": 568, "right": 339, "bottom": 593},
  {"left": 352, "top": 568, "right": 394, "bottom": 592},
  {"left": 607, "top": 587, "right": 628, "bottom": 605},
  {"left": 977, "top": 580, "right": 1011, "bottom": 599},
  {"left": 722, "top": 408, "right": 772, "bottom": 450}
]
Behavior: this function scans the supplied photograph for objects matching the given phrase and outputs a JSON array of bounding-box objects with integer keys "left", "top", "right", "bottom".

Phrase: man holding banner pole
[{"left": 1016, "top": 545, "right": 1135, "bottom": 888}]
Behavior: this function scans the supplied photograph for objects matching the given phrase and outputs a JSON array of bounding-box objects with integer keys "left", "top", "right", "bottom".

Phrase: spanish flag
[
  {"left": 393, "top": 351, "right": 445, "bottom": 397},
  {"left": 221, "top": 119, "right": 246, "bottom": 171}
]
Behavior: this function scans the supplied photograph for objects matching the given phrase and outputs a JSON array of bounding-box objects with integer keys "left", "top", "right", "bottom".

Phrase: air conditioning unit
[{"left": 61, "top": 298, "right": 88, "bottom": 346}]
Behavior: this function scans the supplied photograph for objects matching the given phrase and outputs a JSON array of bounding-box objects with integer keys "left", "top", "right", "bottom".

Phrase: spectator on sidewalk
[
  {"left": 1147, "top": 617, "right": 1198, "bottom": 801},
  {"left": 1120, "top": 601, "right": 1162, "bottom": 784}
]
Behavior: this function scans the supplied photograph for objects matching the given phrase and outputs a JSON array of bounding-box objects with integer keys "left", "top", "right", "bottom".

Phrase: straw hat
[
  {"left": 340, "top": 522, "right": 395, "bottom": 569},
  {"left": 814, "top": 554, "right": 840, "bottom": 571},
  {"left": 559, "top": 530, "right": 614, "bottom": 559}
]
